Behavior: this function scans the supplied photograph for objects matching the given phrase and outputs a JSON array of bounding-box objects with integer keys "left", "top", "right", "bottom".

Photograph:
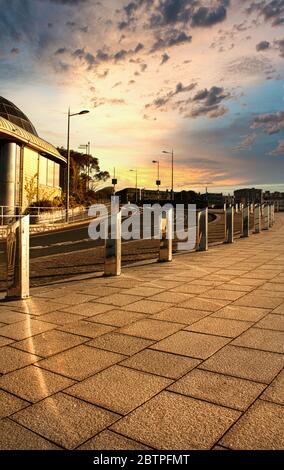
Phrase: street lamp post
[
  {"left": 152, "top": 160, "right": 160, "bottom": 200},
  {"left": 66, "top": 108, "right": 89, "bottom": 222},
  {"left": 112, "top": 167, "right": 117, "bottom": 195},
  {"left": 162, "top": 149, "right": 174, "bottom": 201},
  {"left": 129, "top": 169, "right": 138, "bottom": 203}
]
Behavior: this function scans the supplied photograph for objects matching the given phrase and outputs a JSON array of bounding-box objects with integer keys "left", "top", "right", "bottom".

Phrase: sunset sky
[{"left": 0, "top": 0, "right": 284, "bottom": 194}]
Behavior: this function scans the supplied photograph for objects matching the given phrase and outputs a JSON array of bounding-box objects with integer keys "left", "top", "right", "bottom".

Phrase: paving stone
[
  {"left": 218, "top": 284, "right": 255, "bottom": 292},
  {"left": 213, "top": 305, "right": 269, "bottom": 322},
  {"left": 12, "top": 393, "right": 119, "bottom": 449},
  {"left": 0, "top": 390, "right": 29, "bottom": 418},
  {"left": 78, "top": 430, "right": 151, "bottom": 450},
  {"left": 168, "top": 369, "right": 265, "bottom": 411},
  {"left": 111, "top": 391, "right": 240, "bottom": 449},
  {"left": 148, "top": 292, "right": 194, "bottom": 304},
  {"left": 122, "top": 349, "right": 200, "bottom": 379},
  {"left": 152, "top": 307, "right": 210, "bottom": 324},
  {"left": 37, "top": 345, "right": 125, "bottom": 380},
  {"left": 87, "top": 333, "right": 153, "bottom": 356},
  {"left": 170, "top": 284, "right": 212, "bottom": 295},
  {"left": 261, "top": 370, "right": 284, "bottom": 405},
  {"left": 11, "top": 329, "right": 88, "bottom": 357},
  {"left": 0, "top": 346, "right": 40, "bottom": 374},
  {"left": 77, "top": 286, "right": 122, "bottom": 297},
  {"left": 39, "top": 311, "right": 86, "bottom": 325},
  {"left": 179, "top": 297, "right": 231, "bottom": 312},
  {"left": 200, "top": 345, "right": 284, "bottom": 383},
  {"left": 3, "top": 299, "right": 67, "bottom": 316},
  {"left": 241, "top": 270, "right": 281, "bottom": 280},
  {"left": 123, "top": 300, "right": 172, "bottom": 314},
  {"left": 0, "top": 319, "right": 55, "bottom": 341},
  {"left": 233, "top": 294, "right": 283, "bottom": 309},
  {"left": 232, "top": 328, "right": 284, "bottom": 353},
  {"left": 185, "top": 317, "right": 252, "bottom": 338},
  {"left": 67, "top": 365, "right": 171, "bottom": 415},
  {"left": 96, "top": 293, "right": 143, "bottom": 307},
  {"left": 86, "top": 309, "right": 147, "bottom": 327},
  {"left": 57, "top": 321, "right": 114, "bottom": 339},
  {"left": 0, "top": 365, "right": 74, "bottom": 402},
  {"left": 0, "top": 419, "right": 60, "bottom": 450},
  {"left": 61, "top": 303, "right": 114, "bottom": 317},
  {"left": 272, "top": 302, "right": 284, "bottom": 315},
  {"left": 54, "top": 293, "right": 96, "bottom": 305},
  {"left": 0, "top": 310, "right": 32, "bottom": 324},
  {"left": 0, "top": 336, "right": 13, "bottom": 347},
  {"left": 119, "top": 319, "right": 185, "bottom": 340},
  {"left": 200, "top": 289, "right": 245, "bottom": 301},
  {"left": 124, "top": 286, "right": 165, "bottom": 297},
  {"left": 151, "top": 331, "right": 230, "bottom": 359},
  {"left": 219, "top": 400, "right": 284, "bottom": 450}
]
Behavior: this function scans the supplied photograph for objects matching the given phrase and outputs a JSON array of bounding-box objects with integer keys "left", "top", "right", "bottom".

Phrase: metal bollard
[
  {"left": 242, "top": 205, "right": 250, "bottom": 237},
  {"left": 263, "top": 204, "right": 270, "bottom": 230},
  {"left": 6, "top": 215, "right": 30, "bottom": 300},
  {"left": 225, "top": 206, "right": 234, "bottom": 243},
  {"left": 159, "top": 208, "right": 173, "bottom": 262},
  {"left": 254, "top": 205, "right": 261, "bottom": 233},
  {"left": 235, "top": 203, "right": 239, "bottom": 213},
  {"left": 197, "top": 208, "right": 208, "bottom": 251},
  {"left": 223, "top": 204, "right": 227, "bottom": 241},
  {"left": 104, "top": 211, "right": 121, "bottom": 276},
  {"left": 269, "top": 204, "right": 273, "bottom": 227}
]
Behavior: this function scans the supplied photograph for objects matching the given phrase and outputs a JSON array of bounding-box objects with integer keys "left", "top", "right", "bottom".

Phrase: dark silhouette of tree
[{"left": 58, "top": 147, "right": 110, "bottom": 204}]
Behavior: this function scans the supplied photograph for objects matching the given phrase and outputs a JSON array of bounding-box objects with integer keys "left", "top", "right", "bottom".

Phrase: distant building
[
  {"left": 201, "top": 192, "right": 225, "bottom": 207},
  {"left": 263, "top": 191, "right": 284, "bottom": 211},
  {"left": 0, "top": 96, "right": 66, "bottom": 211},
  {"left": 116, "top": 187, "right": 171, "bottom": 204},
  {"left": 234, "top": 188, "right": 263, "bottom": 205}
]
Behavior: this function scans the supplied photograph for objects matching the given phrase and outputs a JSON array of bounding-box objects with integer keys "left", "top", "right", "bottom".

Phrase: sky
[{"left": 0, "top": 0, "right": 284, "bottom": 194}]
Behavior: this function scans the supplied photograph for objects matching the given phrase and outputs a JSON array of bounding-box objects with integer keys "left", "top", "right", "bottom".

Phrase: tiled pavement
[{"left": 0, "top": 215, "right": 284, "bottom": 450}]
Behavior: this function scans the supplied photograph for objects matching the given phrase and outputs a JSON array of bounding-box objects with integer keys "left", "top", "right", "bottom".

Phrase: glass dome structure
[{"left": 0, "top": 96, "right": 38, "bottom": 136}]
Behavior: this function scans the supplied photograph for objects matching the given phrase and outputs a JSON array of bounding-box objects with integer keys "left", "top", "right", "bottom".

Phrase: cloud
[
  {"left": 161, "top": 52, "right": 170, "bottom": 64},
  {"left": 150, "top": 30, "right": 192, "bottom": 52},
  {"left": 251, "top": 112, "right": 284, "bottom": 134},
  {"left": 92, "top": 97, "right": 126, "bottom": 108},
  {"left": 146, "top": 81, "right": 197, "bottom": 109},
  {"left": 233, "top": 133, "right": 257, "bottom": 150},
  {"left": 47, "top": 0, "right": 89, "bottom": 4},
  {"left": 274, "top": 37, "right": 284, "bottom": 57},
  {"left": 246, "top": 0, "right": 284, "bottom": 27},
  {"left": 55, "top": 47, "right": 68, "bottom": 55},
  {"left": 187, "top": 86, "right": 230, "bottom": 118},
  {"left": 256, "top": 40, "right": 270, "bottom": 51},
  {"left": 270, "top": 140, "right": 284, "bottom": 155},
  {"left": 191, "top": 4, "right": 228, "bottom": 27},
  {"left": 10, "top": 48, "right": 20, "bottom": 55},
  {"left": 134, "top": 42, "right": 144, "bottom": 53}
]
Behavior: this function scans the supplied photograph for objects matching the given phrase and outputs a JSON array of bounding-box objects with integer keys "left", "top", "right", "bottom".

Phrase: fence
[{"left": 0, "top": 203, "right": 276, "bottom": 300}]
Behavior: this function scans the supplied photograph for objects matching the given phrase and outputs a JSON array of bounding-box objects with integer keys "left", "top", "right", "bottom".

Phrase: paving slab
[
  {"left": 179, "top": 297, "right": 231, "bottom": 312},
  {"left": 78, "top": 430, "right": 151, "bottom": 450},
  {"left": 12, "top": 393, "right": 119, "bottom": 449},
  {"left": 152, "top": 307, "right": 210, "bottom": 324},
  {"left": 0, "top": 419, "right": 60, "bottom": 450},
  {"left": 11, "top": 329, "right": 88, "bottom": 357},
  {"left": 200, "top": 345, "right": 284, "bottom": 383},
  {"left": 0, "top": 346, "right": 40, "bottom": 374},
  {"left": 151, "top": 331, "right": 230, "bottom": 359},
  {"left": 185, "top": 317, "right": 252, "bottom": 338},
  {"left": 87, "top": 333, "right": 153, "bottom": 356},
  {"left": 37, "top": 345, "right": 125, "bottom": 380},
  {"left": 168, "top": 369, "right": 265, "bottom": 411},
  {"left": 57, "top": 321, "right": 114, "bottom": 339},
  {"left": 212, "top": 305, "right": 270, "bottom": 322},
  {"left": 232, "top": 327, "right": 284, "bottom": 353},
  {"left": 122, "top": 349, "right": 200, "bottom": 379},
  {"left": 66, "top": 365, "right": 171, "bottom": 415},
  {"left": 219, "top": 400, "right": 284, "bottom": 450},
  {"left": 261, "top": 370, "right": 284, "bottom": 405},
  {"left": 86, "top": 309, "right": 148, "bottom": 327},
  {"left": 0, "top": 390, "right": 29, "bottom": 418},
  {"left": 111, "top": 391, "right": 240, "bottom": 449},
  {"left": 119, "top": 319, "right": 185, "bottom": 340},
  {"left": 0, "top": 365, "right": 74, "bottom": 402},
  {"left": 123, "top": 299, "right": 172, "bottom": 314}
]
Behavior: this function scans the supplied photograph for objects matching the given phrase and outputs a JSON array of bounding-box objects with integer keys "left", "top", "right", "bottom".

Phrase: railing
[{"left": 0, "top": 203, "right": 276, "bottom": 300}]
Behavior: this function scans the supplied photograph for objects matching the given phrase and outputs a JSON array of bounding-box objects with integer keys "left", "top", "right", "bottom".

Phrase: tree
[{"left": 58, "top": 147, "right": 110, "bottom": 204}]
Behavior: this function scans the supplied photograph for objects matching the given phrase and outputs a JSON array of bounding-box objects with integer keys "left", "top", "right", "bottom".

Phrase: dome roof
[{"left": 0, "top": 96, "right": 38, "bottom": 136}]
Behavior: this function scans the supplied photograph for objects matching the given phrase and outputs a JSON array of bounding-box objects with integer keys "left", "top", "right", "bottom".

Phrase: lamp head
[{"left": 79, "top": 110, "right": 90, "bottom": 115}]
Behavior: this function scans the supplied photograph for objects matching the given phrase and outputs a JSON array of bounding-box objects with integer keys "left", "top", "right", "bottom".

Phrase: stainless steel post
[
  {"left": 197, "top": 208, "right": 208, "bottom": 251},
  {"left": 159, "top": 208, "right": 173, "bottom": 262},
  {"left": 6, "top": 215, "right": 30, "bottom": 300},
  {"left": 263, "top": 204, "right": 269, "bottom": 230},
  {"left": 226, "top": 206, "right": 234, "bottom": 243},
  {"left": 242, "top": 205, "right": 250, "bottom": 237},
  {"left": 254, "top": 205, "right": 261, "bottom": 233},
  {"left": 104, "top": 211, "right": 122, "bottom": 276}
]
